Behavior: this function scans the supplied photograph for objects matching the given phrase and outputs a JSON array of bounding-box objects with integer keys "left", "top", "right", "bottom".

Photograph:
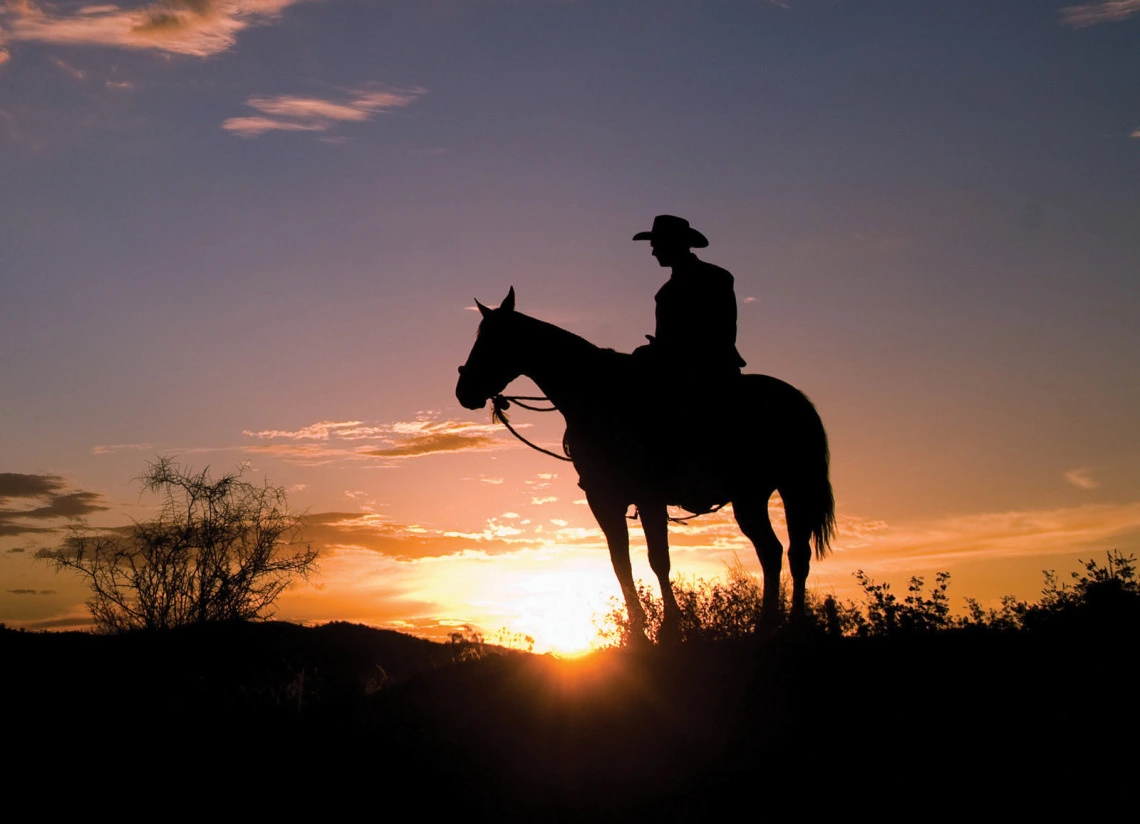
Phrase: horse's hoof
[
  {"left": 754, "top": 611, "right": 782, "bottom": 638},
  {"left": 627, "top": 633, "right": 652, "bottom": 651},
  {"left": 658, "top": 622, "right": 683, "bottom": 646}
]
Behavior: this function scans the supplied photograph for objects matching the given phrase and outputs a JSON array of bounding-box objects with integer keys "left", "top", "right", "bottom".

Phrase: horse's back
[
  {"left": 728, "top": 373, "right": 829, "bottom": 469},
  {"left": 738, "top": 373, "right": 824, "bottom": 423}
]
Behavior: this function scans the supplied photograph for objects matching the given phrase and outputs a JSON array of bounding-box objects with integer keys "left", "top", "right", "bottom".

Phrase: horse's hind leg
[
  {"left": 733, "top": 493, "right": 784, "bottom": 625},
  {"left": 782, "top": 489, "right": 813, "bottom": 619},
  {"left": 640, "top": 504, "right": 682, "bottom": 643}
]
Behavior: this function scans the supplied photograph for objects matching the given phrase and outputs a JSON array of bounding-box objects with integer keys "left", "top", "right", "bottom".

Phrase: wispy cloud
[
  {"left": 836, "top": 502, "right": 1140, "bottom": 574},
  {"left": 0, "top": 472, "right": 107, "bottom": 537},
  {"left": 219, "top": 116, "right": 326, "bottom": 138},
  {"left": 49, "top": 55, "right": 85, "bottom": 80},
  {"left": 239, "top": 442, "right": 362, "bottom": 466},
  {"left": 0, "top": 472, "right": 64, "bottom": 499},
  {"left": 296, "top": 489, "right": 629, "bottom": 562},
  {"left": 1061, "top": 0, "right": 1140, "bottom": 26},
  {"left": 13, "top": 491, "right": 107, "bottom": 520},
  {"left": 1065, "top": 468, "right": 1101, "bottom": 490},
  {"left": 14, "top": 611, "right": 97, "bottom": 631},
  {"left": 243, "top": 421, "right": 382, "bottom": 440},
  {"left": 222, "top": 86, "right": 425, "bottom": 139},
  {"left": 630, "top": 499, "right": 1140, "bottom": 587},
  {"left": 2, "top": 0, "right": 308, "bottom": 58},
  {"left": 301, "top": 510, "right": 562, "bottom": 560},
  {"left": 525, "top": 472, "right": 557, "bottom": 491},
  {"left": 243, "top": 415, "right": 513, "bottom": 465},
  {"left": 92, "top": 442, "right": 153, "bottom": 455}
]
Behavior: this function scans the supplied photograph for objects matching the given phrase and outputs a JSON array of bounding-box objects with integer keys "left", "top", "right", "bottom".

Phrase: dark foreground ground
[{"left": 3, "top": 621, "right": 1134, "bottom": 817}]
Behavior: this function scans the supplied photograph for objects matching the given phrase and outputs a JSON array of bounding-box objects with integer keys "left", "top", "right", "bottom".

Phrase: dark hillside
[
  {"left": 3, "top": 622, "right": 1132, "bottom": 815},
  {"left": 1, "top": 620, "right": 460, "bottom": 715},
  {"left": 356, "top": 632, "right": 1132, "bottom": 814}
]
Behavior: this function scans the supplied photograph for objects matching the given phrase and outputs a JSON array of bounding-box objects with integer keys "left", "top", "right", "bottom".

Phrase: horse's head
[{"left": 456, "top": 287, "right": 523, "bottom": 410}]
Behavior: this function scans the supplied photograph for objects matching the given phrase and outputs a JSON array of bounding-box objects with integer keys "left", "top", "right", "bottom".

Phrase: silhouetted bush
[
  {"left": 447, "top": 625, "right": 487, "bottom": 660},
  {"left": 598, "top": 551, "right": 1139, "bottom": 645},
  {"left": 1020, "top": 551, "right": 1139, "bottom": 634},
  {"left": 597, "top": 558, "right": 769, "bottom": 645},
  {"left": 846, "top": 569, "right": 954, "bottom": 636},
  {"left": 43, "top": 458, "right": 317, "bottom": 632}
]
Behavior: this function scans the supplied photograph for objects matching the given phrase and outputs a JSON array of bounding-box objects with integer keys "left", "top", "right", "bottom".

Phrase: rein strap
[{"left": 492, "top": 395, "right": 573, "bottom": 462}]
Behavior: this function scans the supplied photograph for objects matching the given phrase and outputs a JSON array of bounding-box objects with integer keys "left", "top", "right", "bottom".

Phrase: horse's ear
[
  {"left": 502, "top": 286, "right": 516, "bottom": 313},
  {"left": 476, "top": 298, "right": 492, "bottom": 319}
]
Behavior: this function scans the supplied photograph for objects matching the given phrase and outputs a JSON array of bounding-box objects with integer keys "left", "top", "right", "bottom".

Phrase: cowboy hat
[{"left": 632, "top": 214, "right": 709, "bottom": 248}]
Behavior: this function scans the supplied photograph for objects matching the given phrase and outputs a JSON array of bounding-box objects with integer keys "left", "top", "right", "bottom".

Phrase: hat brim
[{"left": 632, "top": 229, "right": 709, "bottom": 249}]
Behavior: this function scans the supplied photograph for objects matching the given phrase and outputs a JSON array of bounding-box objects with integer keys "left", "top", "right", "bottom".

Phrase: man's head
[{"left": 633, "top": 215, "right": 708, "bottom": 268}]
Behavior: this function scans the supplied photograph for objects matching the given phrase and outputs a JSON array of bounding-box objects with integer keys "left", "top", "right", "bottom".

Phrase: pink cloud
[
  {"left": 300, "top": 509, "right": 591, "bottom": 560},
  {"left": 1061, "top": 0, "right": 1140, "bottom": 26},
  {"left": 91, "top": 442, "right": 154, "bottom": 454},
  {"left": 222, "top": 86, "right": 425, "bottom": 139},
  {"left": 1065, "top": 468, "right": 1101, "bottom": 490},
  {"left": 3, "top": 0, "right": 306, "bottom": 57},
  {"left": 242, "top": 415, "right": 512, "bottom": 464},
  {"left": 219, "top": 116, "right": 326, "bottom": 138}
]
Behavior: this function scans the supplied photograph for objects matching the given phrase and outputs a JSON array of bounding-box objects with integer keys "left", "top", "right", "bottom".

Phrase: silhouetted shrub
[
  {"left": 491, "top": 628, "right": 536, "bottom": 653},
  {"left": 1020, "top": 551, "right": 1139, "bottom": 634},
  {"left": 848, "top": 570, "right": 953, "bottom": 636},
  {"left": 958, "top": 594, "right": 1027, "bottom": 632},
  {"left": 597, "top": 551, "right": 1140, "bottom": 645},
  {"left": 447, "top": 625, "right": 487, "bottom": 660},
  {"left": 43, "top": 458, "right": 317, "bottom": 632},
  {"left": 597, "top": 558, "right": 777, "bottom": 645}
]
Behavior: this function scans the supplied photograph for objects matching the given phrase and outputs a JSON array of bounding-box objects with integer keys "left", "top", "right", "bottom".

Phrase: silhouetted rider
[
  {"left": 632, "top": 214, "right": 746, "bottom": 379},
  {"left": 629, "top": 215, "right": 744, "bottom": 511}
]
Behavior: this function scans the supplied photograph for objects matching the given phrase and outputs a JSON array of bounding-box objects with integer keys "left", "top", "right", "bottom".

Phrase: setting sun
[{"left": 498, "top": 571, "right": 618, "bottom": 656}]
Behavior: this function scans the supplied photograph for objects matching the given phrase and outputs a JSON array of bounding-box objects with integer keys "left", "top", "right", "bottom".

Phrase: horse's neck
[{"left": 515, "top": 315, "right": 611, "bottom": 418}]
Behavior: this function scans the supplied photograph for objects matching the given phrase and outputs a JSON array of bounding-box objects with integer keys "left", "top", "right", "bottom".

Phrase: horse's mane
[{"left": 511, "top": 311, "right": 632, "bottom": 368}]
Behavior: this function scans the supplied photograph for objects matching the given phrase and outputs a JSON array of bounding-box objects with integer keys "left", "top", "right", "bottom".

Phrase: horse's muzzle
[{"left": 455, "top": 368, "right": 489, "bottom": 410}]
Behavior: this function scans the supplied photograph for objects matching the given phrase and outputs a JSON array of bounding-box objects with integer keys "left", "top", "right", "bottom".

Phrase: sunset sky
[{"left": 2, "top": 0, "right": 1137, "bottom": 653}]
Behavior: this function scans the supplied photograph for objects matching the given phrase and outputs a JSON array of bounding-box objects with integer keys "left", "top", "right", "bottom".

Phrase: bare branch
[{"left": 46, "top": 459, "right": 318, "bottom": 632}]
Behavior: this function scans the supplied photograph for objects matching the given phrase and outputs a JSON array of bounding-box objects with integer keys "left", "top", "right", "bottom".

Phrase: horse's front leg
[
  {"left": 587, "top": 490, "right": 647, "bottom": 644},
  {"left": 640, "top": 504, "right": 683, "bottom": 644}
]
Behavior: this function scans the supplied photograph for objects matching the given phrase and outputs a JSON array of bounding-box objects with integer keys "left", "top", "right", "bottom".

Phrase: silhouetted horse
[{"left": 456, "top": 288, "right": 835, "bottom": 641}]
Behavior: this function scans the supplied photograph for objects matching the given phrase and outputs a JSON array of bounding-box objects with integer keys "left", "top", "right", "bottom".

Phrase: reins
[
  {"left": 662, "top": 503, "right": 728, "bottom": 524},
  {"left": 492, "top": 394, "right": 573, "bottom": 462}
]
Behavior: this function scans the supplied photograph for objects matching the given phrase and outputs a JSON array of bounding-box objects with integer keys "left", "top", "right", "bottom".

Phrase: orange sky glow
[{"left": 2, "top": 1, "right": 1138, "bottom": 654}]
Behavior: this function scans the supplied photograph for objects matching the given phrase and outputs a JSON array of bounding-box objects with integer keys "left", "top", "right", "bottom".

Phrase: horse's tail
[
  {"left": 807, "top": 414, "right": 836, "bottom": 560},
  {"left": 792, "top": 390, "right": 835, "bottom": 561},
  {"left": 745, "top": 375, "right": 836, "bottom": 560}
]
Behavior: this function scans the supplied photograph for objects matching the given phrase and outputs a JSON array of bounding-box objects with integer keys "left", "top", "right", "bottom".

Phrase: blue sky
[{"left": 1, "top": 1, "right": 1137, "bottom": 648}]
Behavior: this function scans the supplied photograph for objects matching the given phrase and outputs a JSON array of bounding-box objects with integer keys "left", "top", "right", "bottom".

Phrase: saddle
[{"left": 576, "top": 354, "right": 742, "bottom": 514}]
